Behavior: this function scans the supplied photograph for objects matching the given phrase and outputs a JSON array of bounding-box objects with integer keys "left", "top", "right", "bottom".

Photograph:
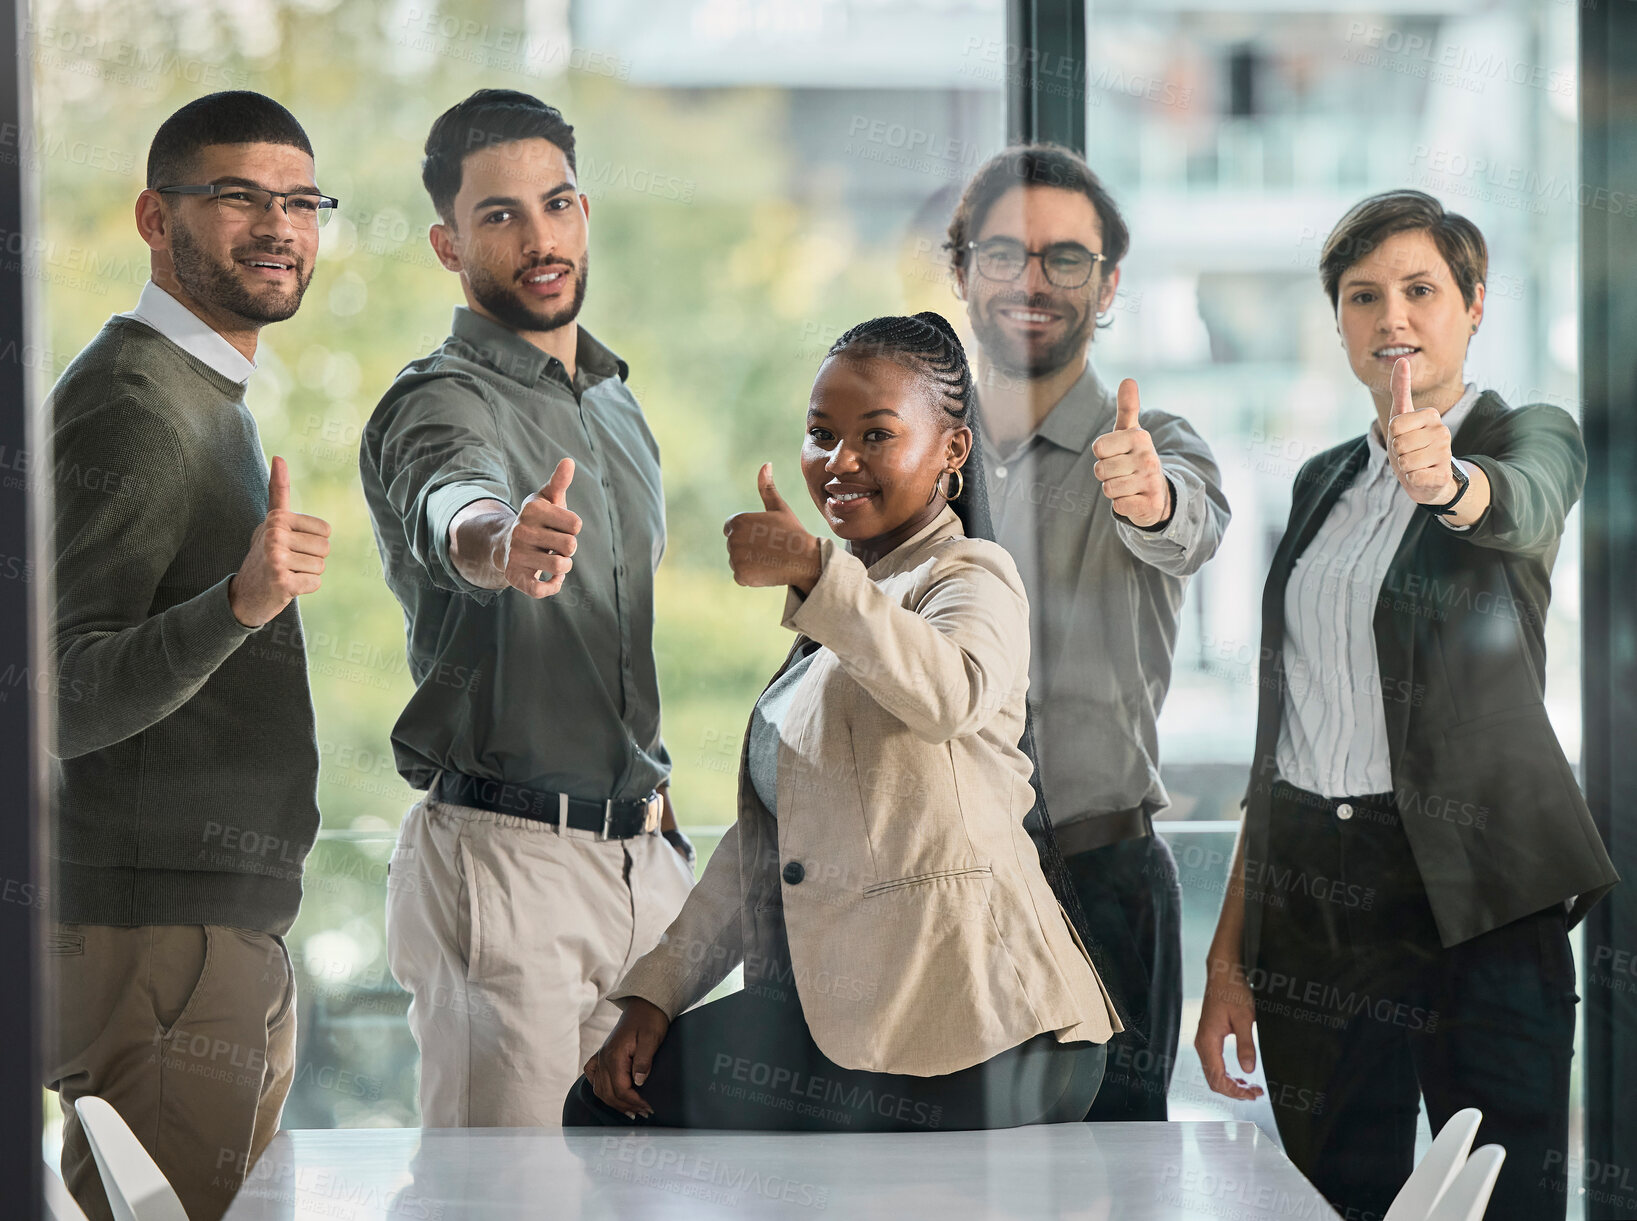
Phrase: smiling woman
[
  {"left": 566, "top": 311, "right": 1123, "bottom": 1132},
  {"left": 1195, "top": 189, "right": 1617, "bottom": 1221},
  {"left": 799, "top": 316, "right": 975, "bottom": 570}
]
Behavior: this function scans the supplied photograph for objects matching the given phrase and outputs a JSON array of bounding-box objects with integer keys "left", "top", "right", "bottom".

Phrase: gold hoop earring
[{"left": 942, "top": 468, "right": 964, "bottom": 501}]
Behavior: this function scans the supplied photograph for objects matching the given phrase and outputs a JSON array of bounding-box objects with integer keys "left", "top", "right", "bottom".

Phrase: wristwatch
[{"left": 1423, "top": 460, "right": 1470, "bottom": 517}]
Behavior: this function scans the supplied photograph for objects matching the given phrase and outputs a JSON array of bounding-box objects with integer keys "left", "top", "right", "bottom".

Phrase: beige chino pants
[
  {"left": 47, "top": 923, "right": 297, "bottom": 1221},
  {"left": 385, "top": 795, "right": 694, "bottom": 1128}
]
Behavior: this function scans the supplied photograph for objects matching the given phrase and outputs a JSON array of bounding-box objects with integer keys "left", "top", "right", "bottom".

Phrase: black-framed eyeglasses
[
  {"left": 157, "top": 184, "right": 340, "bottom": 230},
  {"left": 965, "top": 238, "right": 1106, "bottom": 289}
]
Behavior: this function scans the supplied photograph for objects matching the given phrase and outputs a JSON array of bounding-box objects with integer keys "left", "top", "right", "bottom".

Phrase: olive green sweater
[{"left": 49, "top": 316, "right": 318, "bottom": 933}]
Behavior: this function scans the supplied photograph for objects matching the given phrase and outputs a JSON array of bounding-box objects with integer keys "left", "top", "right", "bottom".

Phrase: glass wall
[
  {"left": 31, "top": 3, "right": 1590, "bottom": 1212},
  {"left": 1076, "top": 2, "right": 1585, "bottom": 1208},
  {"left": 32, "top": 0, "right": 1008, "bottom": 1134}
]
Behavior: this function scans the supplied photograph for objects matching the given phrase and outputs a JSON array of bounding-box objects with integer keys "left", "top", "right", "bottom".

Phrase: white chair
[
  {"left": 1425, "top": 1145, "right": 1506, "bottom": 1221},
  {"left": 44, "top": 1162, "right": 90, "bottom": 1221},
  {"left": 72, "top": 1097, "right": 190, "bottom": 1221},
  {"left": 1384, "top": 1107, "right": 1484, "bottom": 1221}
]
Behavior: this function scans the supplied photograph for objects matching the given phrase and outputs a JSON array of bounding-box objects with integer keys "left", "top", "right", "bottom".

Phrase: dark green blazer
[{"left": 1242, "top": 391, "right": 1619, "bottom": 966}]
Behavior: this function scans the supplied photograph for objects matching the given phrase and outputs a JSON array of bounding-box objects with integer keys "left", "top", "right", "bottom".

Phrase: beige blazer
[{"left": 613, "top": 506, "right": 1120, "bottom": 1076}]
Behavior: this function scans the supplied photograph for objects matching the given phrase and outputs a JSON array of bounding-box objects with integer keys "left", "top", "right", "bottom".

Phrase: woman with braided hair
[{"left": 563, "top": 311, "right": 1122, "bottom": 1131}]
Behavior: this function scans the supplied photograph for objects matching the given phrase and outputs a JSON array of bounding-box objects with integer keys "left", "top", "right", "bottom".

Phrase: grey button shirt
[
  {"left": 360, "top": 306, "right": 669, "bottom": 800},
  {"left": 980, "top": 363, "right": 1230, "bottom": 824}
]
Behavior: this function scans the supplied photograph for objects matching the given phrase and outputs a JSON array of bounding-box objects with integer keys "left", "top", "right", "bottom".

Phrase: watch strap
[{"left": 1423, "top": 461, "right": 1470, "bottom": 517}]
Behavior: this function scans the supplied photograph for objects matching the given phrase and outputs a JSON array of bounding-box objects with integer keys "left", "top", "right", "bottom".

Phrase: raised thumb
[
  {"left": 1115, "top": 378, "right": 1141, "bottom": 432},
  {"left": 1390, "top": 358, "right": 1413, "bottom": 417},
  {"left": 757, "top": 462, "right": 787, "bottom": 512},
  {"left": 540, "top": 456, "right": 575, "bottom": 505},
  {"left": 268, "top": 455, "right": 291, "bottom": 514}
]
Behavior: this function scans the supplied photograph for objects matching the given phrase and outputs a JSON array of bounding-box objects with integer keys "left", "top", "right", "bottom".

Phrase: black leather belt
[
  {"left": 434, "top": 771, "right": 662, "bottom": 839},
  {"left": 1055, "top": 808, "right": 1152, "bottom": 857}
]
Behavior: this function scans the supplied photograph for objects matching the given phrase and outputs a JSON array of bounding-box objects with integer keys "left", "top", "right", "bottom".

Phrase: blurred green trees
[{"left": 35, "top": 0, "right": 953, "bottom": 1126}]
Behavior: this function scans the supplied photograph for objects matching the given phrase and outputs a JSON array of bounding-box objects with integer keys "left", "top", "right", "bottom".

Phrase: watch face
[{"left": 1425, "top": 461, "right": 1470, "bottom": 515}]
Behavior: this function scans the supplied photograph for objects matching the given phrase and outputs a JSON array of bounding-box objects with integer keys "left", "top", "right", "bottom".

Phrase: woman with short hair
[{"left": 1195, "top": 190, "right": 1617, "bottom": 1221}]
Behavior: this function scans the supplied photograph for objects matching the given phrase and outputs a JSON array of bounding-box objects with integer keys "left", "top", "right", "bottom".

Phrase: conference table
[{"left": 222, "top": 1121, "right": 1341, "bottom": 1219}]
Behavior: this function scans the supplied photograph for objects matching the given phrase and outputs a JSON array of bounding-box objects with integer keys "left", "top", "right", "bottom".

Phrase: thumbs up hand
[
  {"left": 723, "top": 464, "right": 821, "bottom": 592},
  {"left": 1090, "top": 378, "right": 1172, "bottom": 529},
  {"left": 230, "top": 455, "right": 331, "bottom": 628},
  {"left": 506, "top": 457, "right": 582, "bottom": 598},
  {"left": 1384, "top": 358, "right": 1460, "bottom": 504}
]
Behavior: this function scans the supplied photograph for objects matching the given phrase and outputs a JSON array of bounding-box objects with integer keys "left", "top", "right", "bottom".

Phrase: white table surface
[{"left": 224, "top": 1122, "right": 1340, "bottom": 1220}]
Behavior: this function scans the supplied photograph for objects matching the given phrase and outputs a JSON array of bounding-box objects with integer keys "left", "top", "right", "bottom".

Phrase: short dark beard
[
  {"left": 468, "top": 251, "right": 589, "bottom": 335},
  {"left": 970, "top": 288, "right": 1095, "bottom": 379},
  {"left": 169, "top": 217, "right": 310, "bottom": 325}
]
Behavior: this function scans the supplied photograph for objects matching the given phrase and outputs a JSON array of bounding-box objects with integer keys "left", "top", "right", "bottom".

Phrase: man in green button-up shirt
[{"left": 360, "top": 89, "right": 693, "bottom": 1128}]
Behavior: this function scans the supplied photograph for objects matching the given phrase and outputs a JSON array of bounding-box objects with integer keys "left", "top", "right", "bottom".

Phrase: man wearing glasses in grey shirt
[
  {"left": 360, "top": 90, "right": 694, "bottom": 1128},
  {"left": 947, "top": 145, "right": 1230, "bottom": 1121}
]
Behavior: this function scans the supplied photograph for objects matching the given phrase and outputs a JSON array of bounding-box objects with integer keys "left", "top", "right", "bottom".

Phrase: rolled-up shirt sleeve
[
  {"left": 366, "top": 375, "right": 512, "bottom": 599},
  {"left": 1112, "top": 409, "right": 1231, "bottom": 577}
]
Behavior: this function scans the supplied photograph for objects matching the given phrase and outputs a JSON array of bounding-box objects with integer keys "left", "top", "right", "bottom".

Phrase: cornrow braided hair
[
  {"left": 826, "top": 311, "right": 973, "bottom": 424},
  {"left": 822, "top": 311, "right": 1140, "bottom": 1043}
]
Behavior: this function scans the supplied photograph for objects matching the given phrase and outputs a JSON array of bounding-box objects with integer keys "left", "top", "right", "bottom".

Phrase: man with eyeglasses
[
  {"left": 45, "top": 92, "right": 333, "bottom": 1221},
  {"left": 947, "top": 144, "right": 1230, "bottom": 1122}
]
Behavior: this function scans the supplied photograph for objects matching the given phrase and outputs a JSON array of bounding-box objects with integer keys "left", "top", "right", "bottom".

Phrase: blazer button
[
  {"left": 782, "top": 861, "right": 805, "bottom": 885},
  {"left": 1336, "top": 802, "right": 1354, "bottom": 820}
]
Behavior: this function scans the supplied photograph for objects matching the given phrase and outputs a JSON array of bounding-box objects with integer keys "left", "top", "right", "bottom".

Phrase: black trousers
[
  {"left": 1062, "top": 831, "right": 1182, "bottom": 1121},
  {"left": 562, "top": 975, "right": 1106, "bottom": 1132},
  {"left": 1251, "top": 781, "right": 1577, "bottom": 1221}
]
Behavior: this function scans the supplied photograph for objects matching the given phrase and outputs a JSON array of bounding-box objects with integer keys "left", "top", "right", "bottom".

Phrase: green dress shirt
[{"left": 360, "top": 306, "right": 669, "bottom": 801}]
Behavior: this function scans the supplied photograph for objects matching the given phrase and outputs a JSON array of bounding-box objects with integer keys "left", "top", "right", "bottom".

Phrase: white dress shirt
[
  {"left": 1275, "top": 384, "right": 1480, "bottom": 798},
  {"left": 120, "top": 280, "right": 256, "bottom": 385}
]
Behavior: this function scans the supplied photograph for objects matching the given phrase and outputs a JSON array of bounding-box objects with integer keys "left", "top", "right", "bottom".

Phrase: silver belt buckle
[
  {"left": 643, "top": 792, "right": 663, "bottom": 834},
  {"left": 600, "top": 799, "right": 615, "bottom": 841}
]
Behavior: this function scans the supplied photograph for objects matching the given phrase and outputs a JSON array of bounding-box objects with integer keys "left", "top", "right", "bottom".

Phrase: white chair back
[
  {"left": 72, "top": 1096, "right": 191, "bottom": 1221},
  {"left": 1384, "top": 1107, "right": 1484, "bottom": 1221},
  {"left": 43, "top": 1163, "right": 90, "bottom": 1221},
  {"left": 1426, "top": 1145, "right": 1507, "bottom": 1221}
]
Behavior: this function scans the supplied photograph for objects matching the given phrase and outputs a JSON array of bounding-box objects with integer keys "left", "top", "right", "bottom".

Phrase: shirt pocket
[{"left": 862, "top": 864, "right": 993, "bottom": 897}]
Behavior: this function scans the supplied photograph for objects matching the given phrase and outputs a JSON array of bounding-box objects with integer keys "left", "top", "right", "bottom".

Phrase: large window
[
  {"left": 1077, "top": 0, "right": 1586, "bottom": 1197},
  {"left": 32, "top": 0, "right": 1008, "bottom": 1132},
  {"left": 30, "top": 4, "right": 1594, "bottom": 1209}
]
